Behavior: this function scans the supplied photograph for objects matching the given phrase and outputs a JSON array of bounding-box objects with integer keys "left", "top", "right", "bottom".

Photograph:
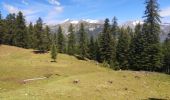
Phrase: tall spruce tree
[
  {"left": 111, "top": 16, "right": 118, "bottom": 37},
  {"left": 116, "top": 28, "right": 130, "bottom": 70},
  {"left": 4, "top": 13, "right": 16, "bottom": 45},
  {"left": 99, "top": 18, "right": 116, "bottom": 65},
  {"left": 89, "top": 36, "right": 95, "bottom": 60},
  {"left": 127, "top": 26, "right": 134, "bottom": 41},
  {"left": 0, "top": 11, "right": 3, "bottom": 44},
  {"left": 53, "top": 32, "right": 57, "bottom": 46},
  {"left": 78, "top": 23, "right": 88, "bottom": 59},
  {"left": 94, "top": 38, "right": 100, "bottom": 61},
  {"left": 44, "top": 26, "right": 51, "bottom": 50},
  {"left": 34, "top": 17, "right": 47, "bottom": 51},
  {"left": 57, "top": 26, "right": 65, "bottom": 53},
  {"left": 111, "top": 17, "right": 119, "bottom": 66},
  {"left": 129, "top": 24, "right": 144, "bottom": 70},
  {"left": 0, "top": 11, "right": 1, "bottom": 19},
  {"left": 67, "top": 24, "right": 76, "bottom": 55},
  {"left": 27, "top": 22, "right": 35, "bottom": 48},
  {"left": 163, "top": 33, "right": 170, "bottom": 74},
  {"left": 143, "top": 0, "right": 162, "bottom": 71},
  {"left": 14, "top": 11, "right": 27, "bottom": 48},
  {"left": 51, "top": 42, "right": 57, "bottom": 62}
]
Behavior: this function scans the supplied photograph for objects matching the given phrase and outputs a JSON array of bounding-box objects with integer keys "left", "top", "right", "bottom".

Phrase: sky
[{"left": 0, "top": 0, "right": 170, "bottom": 25}]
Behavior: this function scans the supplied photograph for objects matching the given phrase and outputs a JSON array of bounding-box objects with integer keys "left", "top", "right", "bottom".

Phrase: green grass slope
[{"left": 0, "top": 45, "right": 170, "bottom": 100}]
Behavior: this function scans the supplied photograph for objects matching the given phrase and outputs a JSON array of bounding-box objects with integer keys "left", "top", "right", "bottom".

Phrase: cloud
[
  {"left": 44, "top": 19, "right": 62, "bottom": 25},
  {"left": 160, "top": 7, "right": 170, "bottom": 17},
  {"left": 44, "top": 0, "right": 64, "bottom": 24},
  {"left": 3, "top": 3, "right": 40, "bottom": 24},
  {"left": 3, "top": 3, "right": 19, "bottom": 14},
  {"left": 3, "top": 3, "right": 37, "bottom": 15},
  {"left": 44, "top": 6, "right": 64, "bottom": 25},
  {"left": 46, "top": 7, "right": 63, "bottom": 20},
  {"left": 2, "top": 1, "right": 64, "bottom": 24},
  {"left": 54, "top": 6, "right": 63, "bottom": 13},
  {"left": 48, "top": 0, "right": 60, "bottom": 6},
  {"left": 22, "top": 0, "right": 29, "bottom": 5}
]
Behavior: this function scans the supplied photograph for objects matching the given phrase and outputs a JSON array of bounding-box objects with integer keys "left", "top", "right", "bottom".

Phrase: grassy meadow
[{"left": 0, "top": 45, "right": 170, "bottom": 100}]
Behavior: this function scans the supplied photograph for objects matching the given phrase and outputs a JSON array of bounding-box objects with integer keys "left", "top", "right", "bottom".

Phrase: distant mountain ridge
[
  {"left": 50, "top": 19, "right": 104, "bottom": 37},
  {"left": 49, "top": 19, "right": 170, "bottom": 40}
]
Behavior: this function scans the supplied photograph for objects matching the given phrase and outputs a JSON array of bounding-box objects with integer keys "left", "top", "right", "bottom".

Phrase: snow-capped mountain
[
  {"left": 62, "top": 19, "right": 103, "bottom": 24},
  {"left": 132, "top": 20, "right": 144, "bottom": 26},
  {"left": 82, "top": 19, "right": 101, "bottom": 24},
  {"left": 50, "top": 19, "right": 104, "bottom": 37},
  {"left": 121, "top": 20, "right": 144, "bottom": 29},
  {"left": 121, "top": 20, "right": 170, "bottom": 41},
  {"left": 49, "top": 19, "right": 170, "bottom": 41},
  {"left": 160, "top": 23, "right": 170, "bottom": 41}
]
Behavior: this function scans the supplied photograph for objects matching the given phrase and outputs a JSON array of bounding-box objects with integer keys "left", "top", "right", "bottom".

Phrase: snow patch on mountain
[
  {"left": 63, "top": 19, "right": 70, "bottom": 23},
  {"left": 89, "top": 27, "right": 95, "bottom": 31},
  {"left": 62, "top": 19, "right": 102, "bottom": 24},
  {"left": 70, "top": 20, "right": 79, "bottom": 24},
  {"left": 82, "top": 19, "right": 99, "bottom": 24},
  {"left": 132, "top": 20, "right": 144, "bottom": 26}
]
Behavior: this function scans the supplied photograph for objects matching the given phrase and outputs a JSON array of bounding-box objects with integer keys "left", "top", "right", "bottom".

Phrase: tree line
[{"left": 0, "top": 0, "right": 169, "bottom": 74}]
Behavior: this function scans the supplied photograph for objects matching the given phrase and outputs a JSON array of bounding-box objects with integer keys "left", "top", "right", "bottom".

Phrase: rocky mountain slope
[
  {"left": 49, "top": 19, "right": 170, "bottom": 40},
  {"left": 50, "top": 19, "right": 104, "bottom": 37}
]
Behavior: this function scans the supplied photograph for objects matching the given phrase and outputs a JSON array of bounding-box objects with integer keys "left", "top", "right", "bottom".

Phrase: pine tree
[
  {"left": 94, "top": 38, "right": 100, "bottom": 61},
  {"left": 143, "top": 0, "right": 162, "bottom": 71},
  {"left": 57, "top": 25, "right": 65, "bottom": 53},
  {"left": 129, "top": 24, "right": 144, "bottom": 70},
  {"left": 144, "top": 0, "right": 161, "bottom": 36},
  {"left": 127, "top": 26, "right": 134, "bottom": 40},
  {"left": 163, "top": 33, "right": 170, "bottom": 74},
  {"left": 0, "top": 11, "right": 1, "bottom": 20},
  {"left": 27, "top": 22, "right": 35, "bottom": 48},
  {"left": 53, "top": 32, "right": 57, "bottom": 46},
  {"left": 99, "top": 18, "right": 116, "bottom": 65},
  {"left": 78, "top": 23, "right": 88, "bottom": 59},
  {"left": 67, "top": 24, "right": 76, "bottom": 55},
  {"left": 34, "top": 17, "right": 47, "bottom": 51},
  {"left": 51, "top": 42, "right": 57, "bottom": 62},
  {"left": 44, "top": 25, "right": 51, "bottom": 50},
  {"left": 89, "top": 36, "right": 95, "bottom": 60},
  {"left": 111, "top": 16, "right": 118, "bottom": 37},
  {"left": 4, "top": 13, "right": 16, "bottom": 45},
  {"left": 116, "top": 28, "right": 130, "bottom": 70},
  {"left": 103, "top": 18, "right": 110, "bottom": 33},
  {"left": 34, "top": 17, "right": 43, "bottom": 50},
  {"left": 0, "top": 11, "right": 3, "bottom": 44},
  {"left": 14, "top": 11, "right": 28, "bottom": 48},
  {"left": 111, "top": 17, "right": 118, "bottom": 67}
]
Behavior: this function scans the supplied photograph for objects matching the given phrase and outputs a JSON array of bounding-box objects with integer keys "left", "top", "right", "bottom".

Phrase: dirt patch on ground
[{"left": 133, "top": 71, "right": 151, "bottom": 77}]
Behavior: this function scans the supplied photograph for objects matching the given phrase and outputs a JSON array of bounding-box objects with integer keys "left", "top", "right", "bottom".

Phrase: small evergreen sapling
[{"left": 51, "top": 43, "right": 57, "bottom": 62}]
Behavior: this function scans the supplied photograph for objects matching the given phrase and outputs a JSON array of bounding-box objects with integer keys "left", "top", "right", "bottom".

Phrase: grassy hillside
[{"left": 0, "top": 45, "right": 170, "bottom": 100}]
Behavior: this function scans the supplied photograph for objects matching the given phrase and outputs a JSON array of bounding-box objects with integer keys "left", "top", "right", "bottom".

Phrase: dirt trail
[{"left": 23, "top": 77, "right": 47, "bottom": 82}]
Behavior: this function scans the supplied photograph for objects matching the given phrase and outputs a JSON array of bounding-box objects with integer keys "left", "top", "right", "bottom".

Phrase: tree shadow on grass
[
  {"left": 74, "top": 55, "right": 87, "bottom": 61},
  {"left": 33, "top": 50, "right": 48, "bottom": 54},
  {"left": 50, "top": 61, "right": 57, "bottom": 63},
  {"left": 143, "top": 98, "right": 167, "bottom": 100}
]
